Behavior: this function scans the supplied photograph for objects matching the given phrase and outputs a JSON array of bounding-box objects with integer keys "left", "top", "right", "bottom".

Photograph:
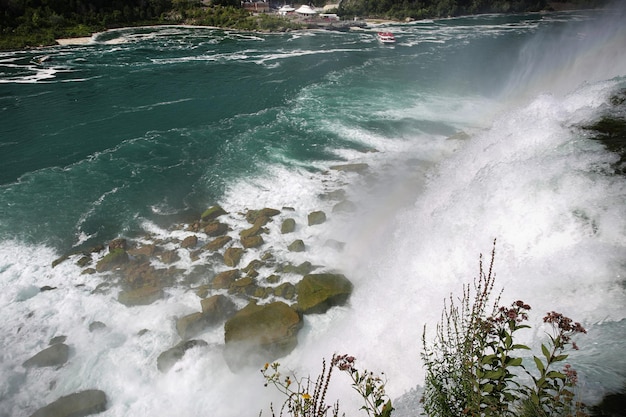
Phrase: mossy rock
[
  {"left": 224, "top": 247, "right": 244, "bottom": 267},
  {"left": 223, "top": 301, "right": 303, "bottom": 370},
  {"left": 201, "top": 205, "right": 227, "bottom": 222},
  {"left": 212, "top": 269, "right": 240, "bottom": 289},
  {"left": 117, "top": 286, "right": 163, "bottom": 307},
  {"left": 108, "top": 238, "right": 127, "bottom": 251},
  {"left": 280, "top": 218, "right": 296, "bottom": 234},
  {"left": 274, "top": 282, "right": 296, "bottom": 300},
  {"left": 280, "top": 261, "right": 314, "bottom": 275},
  {"left": 159, "top": 250, "right": 180, "bottom": 264},
  {"left": 266, "top": 274, "right": 281, "bottom": 284},
  {"left": 296, "top": 273, "right": 353, "bottom": 314},
  {"left": 201, "top": 294, "right": 237, "bottom": 320},
  {"left": 23, "top": 343, "right": 70, "bottom": 368},
  {"left": 95, "top": 248, "right": 129, "bottom": 272},
  {"left": 240, "top": 224, "right": 264, "bottom": 239},
  {"left": 176, "top": 312, "right": 206, "bottom": 340},
  {"left": 181, "top": 235, "right": 198, "bottom": 249},
  {"left": 29, "top": 389, "right": 107, "bottom": 417},
  {"left": 307, "top": 211, "right": 326, "bottom": 226},
  {"left": 203, "top": 235, "right": 232, "bottom": 251},
  {"left": 204, "top": 221, "right": 229, "bottom": 236},
  {"left": 287, "top": 239, "right": 305, "bottom": 252},
  {"left": 242, "top": 259, "right": 264, "bottom": 274},
  {"left": 229, "top": 277, "right": 260, "bottom": 296},
  {"left": 76, "top": 256, "right": 92, "bottom": 267},
  {"left": 245, "top": 208, "right": 280, "bottom": 224},
  {"left": 241, "top": 235, "right": 264, "bottom": 249},
  {"left": 176, "top": 295, "right": 236, "bottom": 339}
]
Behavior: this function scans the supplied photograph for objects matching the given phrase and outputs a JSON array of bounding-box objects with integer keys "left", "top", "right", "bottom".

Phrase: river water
[{"left": 1, "top": 6, "right": 625, "bottom": 416}]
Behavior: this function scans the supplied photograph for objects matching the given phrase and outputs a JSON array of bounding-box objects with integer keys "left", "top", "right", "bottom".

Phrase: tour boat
[{"left": 377, "top": 32, "right": 396, "bottom": 44}]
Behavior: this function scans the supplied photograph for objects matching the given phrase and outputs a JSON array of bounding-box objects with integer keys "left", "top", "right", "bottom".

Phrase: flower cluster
[
  {"left": 543, "top": 311, "right": 587, "bottom": 349},
  {"left": 489, "top": 300, "right": 531, "bottom": 324},
  {"left": 563, "top": 363, "right": 579, "bottom": 386},
  {"left": 331, "top": 354, "right": 356, "bottom": 372}
]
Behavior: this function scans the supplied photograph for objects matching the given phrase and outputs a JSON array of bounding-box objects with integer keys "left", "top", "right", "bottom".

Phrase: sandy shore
[{"left": 56, "top": 37, "right": 93, "bottom": 46}]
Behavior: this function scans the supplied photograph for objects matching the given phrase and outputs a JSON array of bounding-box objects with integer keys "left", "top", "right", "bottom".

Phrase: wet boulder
[
  {"left": 29, "top": 389, "right": 107, "bottom": 417},
  {"left": 204, "top": 235, "right": 232, "bottom": 251},
  {"left": 241, "top": 235, "right": 264, "bottom": 249},
  {"left": 95, "top": 248, "right": 129, "bottom": 272},
  {"left": 204, "top": 221, "right": 228, "bottom": 236},
  {"left": 201, "top": 205, "right": 227, "bottom": 222},
  {"left": 224, "top": 247, "right": 244, "bottom": 267},
  {"left": 307, "top": 211, "right": 326, "bottom": 226},
  {"left": 223, "top": 301, "right": 303, "bottom": 370},
  {"left": 117, "top": 285, "right": 163, "bottom": 307},
  {"left": 176, "top": 295, "right": 237, "bottom": 339},
  {"left": 181, "top": 235, "right": 198, "bottom": 249},
  {"left": 280, "top": 218, "right": 296, "bottom": 234},
  {"left": 287, "top": 240, "right": 305, "bottom": 252},
  {"left": 245, "top": 208, "right": 280, "bottom": 225},
  {"left": 296, "top": 273, "right": 353, "bottom": 314},
  {"left": 23, "top": 343, "right": 70, "bottom": 368}
]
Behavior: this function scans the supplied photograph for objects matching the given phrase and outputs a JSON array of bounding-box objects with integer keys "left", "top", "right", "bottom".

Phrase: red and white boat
[{"left": 377, "top": 32, "right": 396, "bottom": 44}]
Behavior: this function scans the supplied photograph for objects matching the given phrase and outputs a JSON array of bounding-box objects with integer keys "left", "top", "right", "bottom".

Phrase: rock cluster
[{"left": 50, "top": 199, "right": 359, "bottom": 372}]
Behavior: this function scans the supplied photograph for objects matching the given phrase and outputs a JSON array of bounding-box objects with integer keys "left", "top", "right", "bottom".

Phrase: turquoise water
[{"left": 1, "top": 7, "right": 626, "bottom": 416}]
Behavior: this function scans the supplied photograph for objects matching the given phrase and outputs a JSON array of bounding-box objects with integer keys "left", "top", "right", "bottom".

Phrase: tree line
[
  {"left": 0, "top": 0, "right": 610, "bottom": 50},
  {"left": 337, "top": 0, "right": 609, "bottom": 20}
]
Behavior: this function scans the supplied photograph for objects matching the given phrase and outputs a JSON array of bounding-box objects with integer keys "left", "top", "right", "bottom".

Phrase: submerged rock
[
  {"left": 23, "top": 343, "right": 70, "bottom": 368},
  {"left": 223, "top": 301, "right": 303, "bottom": 370},
  {"left": 176, "top": 295, "right": 236, "bottom": 339},
  {"left": 157, "top": 339, "right": 208, "bottom": 373},
  {"left": 29, "top": 389, "right": 107, "bottom": 417},
  {"left": 329, "top": 163, "right": 369, "bottom": 173}
]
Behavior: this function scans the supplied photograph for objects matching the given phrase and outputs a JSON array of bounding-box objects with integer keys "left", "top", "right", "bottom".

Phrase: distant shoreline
[{"left": 55, "top": 37, "right": 93, "bottom": 46}]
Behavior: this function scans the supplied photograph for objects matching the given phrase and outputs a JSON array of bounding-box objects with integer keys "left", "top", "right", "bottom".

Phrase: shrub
[{"left": 421, "top": 239, "right": 588, "bottom": 417}]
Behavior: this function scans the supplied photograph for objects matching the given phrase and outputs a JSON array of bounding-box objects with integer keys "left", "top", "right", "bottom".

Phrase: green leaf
[
  {"left": 554, "top": 354, "right": 569, "bottom": 362},
  {"left": 533, "top": 356, "right": 545, "bottom": 374},
  {"left": 381, "top": 400, "right": 393, "bottom": 417},
  {"left": 484, "top": 369, "right": 504, "bottom": 379},
  {"left": 546, "top": 371, "right": 566, "bottom": 379},
  {"left": 481, "top": 354, "right": 497, "bottom": 365},
  {"left": 541, "top": 344, "right": 551, "bottom": 362},
  {"left": 505, "top": 333, "right": 513, "bottom": 349},
  {"left": 512, "top": 344, "right": 531, "bottom": 350},
  {"left": 506, "top": 357, "right": 523, "bottom": 367},
  {"left": 482, "top": 383, "right": 495, "bottom": 393}
]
